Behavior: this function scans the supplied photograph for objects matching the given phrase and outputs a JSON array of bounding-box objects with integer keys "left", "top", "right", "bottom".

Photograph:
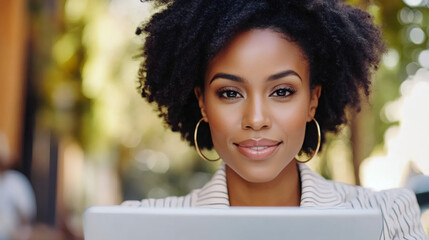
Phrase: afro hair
[{"left": 137, "top": 0, "right": 385, "bottom": 154}]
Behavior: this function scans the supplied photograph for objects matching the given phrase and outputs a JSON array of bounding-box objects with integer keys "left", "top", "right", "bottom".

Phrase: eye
[
  {"left": 270, "top": 87, "right": 295, "bottom": 97},
  {"left": 217, "top": 89, "right": 243, "bottom": 99}
]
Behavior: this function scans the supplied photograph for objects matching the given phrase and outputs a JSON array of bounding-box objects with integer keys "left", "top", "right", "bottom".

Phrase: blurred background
[{"left": 0, "top": 0, "right": 428, "bottom": 239}]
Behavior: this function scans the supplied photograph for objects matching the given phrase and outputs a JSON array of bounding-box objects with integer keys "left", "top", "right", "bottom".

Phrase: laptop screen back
[{"left": 84, "top": 206, "right": 382, "bottom": 240}]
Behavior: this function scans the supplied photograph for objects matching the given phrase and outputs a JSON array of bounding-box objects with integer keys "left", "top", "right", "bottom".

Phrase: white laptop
[{"left": 83, "top": 206, "right": 382, "bottom": 240}]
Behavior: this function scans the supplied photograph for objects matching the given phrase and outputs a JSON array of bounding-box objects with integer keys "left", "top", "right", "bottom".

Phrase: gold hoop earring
[
  {"left": 194, "top": 118, "right": 221, "bottom": 162},
  {"left": 295, "top": 118, "right": 321, "bottom": 163}
]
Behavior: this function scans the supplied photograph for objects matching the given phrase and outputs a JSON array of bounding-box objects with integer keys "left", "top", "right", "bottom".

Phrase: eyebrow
[
  {"left": 209, "top": 73, "right": 243, "bottom": 84},
  {"left": 209, "top": 70, "right": 302, "bottom": 84},
  {"left": 268, "top": 70, "right": 302, "bottom": 81}
]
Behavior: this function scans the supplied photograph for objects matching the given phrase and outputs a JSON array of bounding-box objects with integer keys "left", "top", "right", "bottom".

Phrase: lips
[{"left": 234, "top": 138, "right": 282, "bottom": 160}]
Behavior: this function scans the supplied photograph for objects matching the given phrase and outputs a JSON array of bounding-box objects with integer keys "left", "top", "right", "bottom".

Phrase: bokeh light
[
  {"left": 418, "top": 50, "right": 429, "bottom": 68},
  {"left": 382, "top": 49, "right": 400, "bottom": 69},
  {"left": 403, "top": 0, "right": 424, "bottom": 7},
  {"left": 409, "top": 27, "right": 426, "bottom": 44}
]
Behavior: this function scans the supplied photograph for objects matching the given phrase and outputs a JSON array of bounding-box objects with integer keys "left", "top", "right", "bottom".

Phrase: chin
[{"left": 236, "top": 166, "right": 283, "bottom": 184}]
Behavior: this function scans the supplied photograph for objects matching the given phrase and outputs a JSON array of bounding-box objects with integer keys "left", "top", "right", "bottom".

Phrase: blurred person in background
[{"left": 0, "top": 132, "right": 36, "bottom": 240}]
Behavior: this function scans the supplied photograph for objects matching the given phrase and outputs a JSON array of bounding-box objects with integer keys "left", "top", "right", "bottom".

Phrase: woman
[{"left": 124, "top": 0, "right": 428, "bottom": 239}]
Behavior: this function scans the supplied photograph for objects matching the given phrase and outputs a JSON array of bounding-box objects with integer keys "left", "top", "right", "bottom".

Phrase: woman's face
[{"left": 196, "top": 29, "right": 321, "bottom": 183}]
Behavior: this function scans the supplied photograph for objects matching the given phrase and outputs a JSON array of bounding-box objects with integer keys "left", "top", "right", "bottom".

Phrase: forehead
[{"left": 206, "top": 29, "right": 309, "bottom": 80}]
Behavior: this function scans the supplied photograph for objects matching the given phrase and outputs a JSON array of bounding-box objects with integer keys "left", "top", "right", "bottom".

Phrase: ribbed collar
[{"left": 194, "top": 162, "right": 345, "bottom": 208}]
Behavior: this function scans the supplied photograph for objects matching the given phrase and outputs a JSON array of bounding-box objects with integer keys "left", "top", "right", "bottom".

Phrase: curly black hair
[{"left": 137, "top": 0, "right": 385, "bottom": 154}]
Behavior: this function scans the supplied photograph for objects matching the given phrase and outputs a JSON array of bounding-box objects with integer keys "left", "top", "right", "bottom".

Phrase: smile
[
  {"left": 250, "top": 146, "right": 269, "bottom": 150},
  {"left": 234, "top": 138, "right": 282, "bottom": 160}
]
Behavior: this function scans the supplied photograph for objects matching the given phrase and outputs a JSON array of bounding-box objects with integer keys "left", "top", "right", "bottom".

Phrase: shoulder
[
  {"left": 330, "top": 179, "right": 419, "bottom": 212},
  {"left": 3, "top": 170, "right": 30, "bottom": 184},
  {"left": 0, "top": 171, "right": 36, "bottom": 219},
  {"left": 374, "top": 188, "right": 427, "bottom": 239},
  {"left": 122, "top": 191, "right": 195, "bottom": 208},
  {"left": 330, "top": 181, "right": 427, "bottom": 239},
  {"left": 298, "top": 164, "right": 427, "bottom": 239},
  {"left": 121, "top": 163, "right": 229, "bottom": 208},
  {"left": 1, "top": 170, "right": 34, "bottom": 199}
]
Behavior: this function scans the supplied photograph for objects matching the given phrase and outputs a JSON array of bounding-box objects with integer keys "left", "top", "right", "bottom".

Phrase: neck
[{"left": 226, "top": 161, "right": 301, "bottom": 207}]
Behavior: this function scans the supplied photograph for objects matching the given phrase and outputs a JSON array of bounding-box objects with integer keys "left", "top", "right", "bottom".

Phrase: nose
[{"left": 241, "top": 97, "right": 271, "bottom": 131}]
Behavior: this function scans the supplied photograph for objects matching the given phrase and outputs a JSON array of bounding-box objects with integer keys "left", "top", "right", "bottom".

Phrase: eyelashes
[
  {"left": 215, "top": 86, "right": 296, "bottom": 100},
  {"left": 216, "top": 87, "right": 243, "bottom": 99},
  {"left": 269, "top": 87, "right": 296, "bottom": 97}
]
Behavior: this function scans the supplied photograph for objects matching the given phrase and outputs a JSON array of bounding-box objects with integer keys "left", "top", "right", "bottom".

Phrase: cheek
[
  {"left": 203, "top": 96, "right": 240, "bottom": 146},
  {"left": 273, "top": 94, "right": 310, "bottom": 122},
  {"left": 274, "top": 104, "right": 308, "bottom": 131},
  {"left": 271, "top": 100, "right": 310, "bottom": 149}
]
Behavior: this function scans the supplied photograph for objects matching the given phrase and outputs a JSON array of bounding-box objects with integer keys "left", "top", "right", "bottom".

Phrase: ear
[
  {"left": 194, "top": 87, "right": 208, "bottom": 122},
  {"left": 307, "top": 85, "right": 322, "bottom": 122}
]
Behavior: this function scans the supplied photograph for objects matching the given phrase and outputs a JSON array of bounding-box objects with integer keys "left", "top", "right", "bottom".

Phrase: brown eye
[
  {"left": 270, "top": 88, "right": 295, "bottom": 97},
  {"left": 217, "top": 90, "right": 243, "bottom": 99}
]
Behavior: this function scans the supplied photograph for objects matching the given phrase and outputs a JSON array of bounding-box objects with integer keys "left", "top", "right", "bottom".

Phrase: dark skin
[
  {"left": 226, "top": 161, "right": 301, "bottom": 206},
  {"left": 195, "top": 29, "right": 321, "bottom": 206}
]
